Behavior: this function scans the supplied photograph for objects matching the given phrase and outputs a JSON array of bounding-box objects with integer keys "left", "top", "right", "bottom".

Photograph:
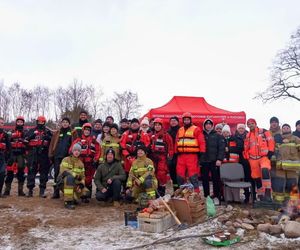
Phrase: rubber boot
[
  {"left": 3, "top": 183, "right": 11, "bottom": 196},
  {"left": 39, "top": 188, "right": 47, "bottom": 198},
  {"left": 87, "top": 185, "right": 92, "bottom": 199},
  {"left": 244, "top": 188, "right": 250, "bottom": 204},
  {"left": 262, "top": 188, "right": 272, "bottom": 202},
  {"left": 64, "top": 201, "right": 75, "bottom": 210},
  {"left": 0, "top": 174, "right": 5, "bottom": 198},
  {"left": 27, "top": 189, "right": 33, "bottom": 197},
  {"left": 51, "top": 186, "right": 60, "bottom": 199},
  {"left": 18, "top": 182, "right": 26, "bottom": 197}
]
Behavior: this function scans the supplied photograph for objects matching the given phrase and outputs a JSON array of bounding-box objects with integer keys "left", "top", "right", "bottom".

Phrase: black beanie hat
[
  {"left": 296, "top": 120, "right": 300, "bottom": 127},
  {"left": 105, "top": 148, "right": 115, "bottom": 158},
  {"left": 282, "top": 123, "right": 291, "bottom": 129},
  {"left": 111, "top": 123, "right": 119, "bottom": 131},
  {"left": 169, "top": 116, "right": 179, "bottom": 122},
  {"left": 62, "top": 117, "right": 71, "bottom": 124},
  {"left": 270, "top": 116, "right": 279, "bottom": 123},
  {"left": 120, "top": 118, "right": 128, "bottom": 123},
  {"left": 131, "top": 118, "right": 140, "bottom": 124},
  {"left": 136, "top": 144, "right": 147, "bottom": 153}
]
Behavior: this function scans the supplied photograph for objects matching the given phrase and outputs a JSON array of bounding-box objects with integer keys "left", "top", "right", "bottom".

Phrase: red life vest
[
  {"left": 151, "top": 132, "right": 167, "bottom": 153},
  {"left": 28, "top": 130, "right": 49, "bottom": 147},
  {"left": 11, "top": 130, "right": 25, "bottom": 149},
  {"left": 78, "top": 136, "right": 97, "bottom": 162}
]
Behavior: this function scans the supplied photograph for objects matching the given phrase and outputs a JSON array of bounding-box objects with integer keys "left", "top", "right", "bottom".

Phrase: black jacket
[{"left": 202, "top": 130, "right": 225, "bottom": 162}]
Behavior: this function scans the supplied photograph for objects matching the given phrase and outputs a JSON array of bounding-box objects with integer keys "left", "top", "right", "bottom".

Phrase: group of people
[{"left": 0, "top": 110, "right": 299, "bottom": 209}]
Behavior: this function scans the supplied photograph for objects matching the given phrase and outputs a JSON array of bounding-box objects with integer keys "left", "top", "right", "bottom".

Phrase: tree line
[{"left": 0, "top": 79, "right": 141, "bottom": 124}]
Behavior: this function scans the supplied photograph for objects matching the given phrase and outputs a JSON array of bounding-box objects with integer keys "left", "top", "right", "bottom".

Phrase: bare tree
[
  {"left": 0, "top": 82, "right": 10, "bottom": 120},
  {"left": 20, "top": 89, "right": 34, "bottom": 121},
  {"left": 86, "top": 84, "right": 104, "bottom": 119},
  {"left": 256, "top": 26, "right": 300, "bottom": 102},
  {"left": 32, "top": 85, "right": 52, "bottom": 118},
  {"left": 110, "top": 90, "right": 142, "bottom": 121},
  {"left": 8, "top": 82, "right": 23, "bottom": 119}
]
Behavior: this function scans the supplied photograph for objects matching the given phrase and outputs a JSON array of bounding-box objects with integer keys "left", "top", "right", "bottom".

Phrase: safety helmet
[
  {"left": 154, "top": 118, "right": 163, "bottom": 125},
  {"left": 16, "top": 116, "right": 25, "bottom": 122},
  {"left": 182, "top": 112, "right": 192, "bottom": 119},
  {"left": 82, "top": 123, "right": 92, "bottom": 130},
  {"left": 37, "top": 116, "right": 46, "bottom": 123}
]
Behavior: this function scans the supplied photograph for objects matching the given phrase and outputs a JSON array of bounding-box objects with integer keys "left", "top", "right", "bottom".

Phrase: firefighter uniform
[
  {"left": 25, "top": 116, "right": 52, "bottom": 197},
  {"left": 150, "top": 118, "right": 174, "bottom": 188},
  {"left": 244, "top": 119, "right": 275, "bottom": 200},
  {"left": 71, "top": 124, "right": 100, "bottom": 197},
  {"left": 176, "top": 113, "right": 206, "bottom": 192},
  {"left": 126, "top": 148, "right": 158, "bottom": 200},
  {"left": 4, "top": 117, "right": 27, "bottom": 196},
  {"left": 273, "top": 125, "right": 300, "bottom": 202},
  {"left": 0, "top": 128, "right": 11, "bottom": 197},
  {"left": 99, "top": 134, "right": 121, "bottom": 163},
  {"left": 58, "top": 154, "right": 87, "bottom": 206},
  {"left": 120, "top": 127, "right": 150, "bottom": 173}
]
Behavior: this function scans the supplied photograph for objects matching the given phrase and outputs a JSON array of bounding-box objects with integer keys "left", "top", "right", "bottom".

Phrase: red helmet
[
  {"left": 37, "top": 116, "right": 46, "bottom": 123},
  {"left": 16, "top": 116, "right": 25, "bottom": 122},
  {"left": 82, "top": 123, "right": 92, "bottom": 130},
  {"left": 154, "top": 118, "right": 163, "bottom": 124},
  {"left": 182, "top": 112, "right": 192, "bottom": 119}
]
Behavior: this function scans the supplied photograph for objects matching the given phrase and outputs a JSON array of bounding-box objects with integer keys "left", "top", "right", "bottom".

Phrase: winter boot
[
  {"left": 18, "top": 182, "right": 26, "bottom": 197},
  {"left": 64, "top": 201, "right": 75, "bottom": 210},
  {"left": 261, "top": 188, "right": 272, "bottom": 202},
  {"left": 39, "top": 188, "right": 47, "bottom": 198},
  {"left": 0, "top": 174, "right": 5, "bottom": 197},
  {"left": 87, "top": 185, "right": 92, "bottom": 199},
  {"left": 27, "top": 189, "right": 33, "bottom": 197},
  {"left": 51, "top": 187, "right": 60, "bottom": 199},
  {"left": 3, "top": 184, "right": 11, "bottom": 196}
]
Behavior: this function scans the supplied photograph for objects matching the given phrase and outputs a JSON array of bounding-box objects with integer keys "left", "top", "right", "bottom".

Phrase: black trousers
[
  {"left": 167, "top": 155, "right": 178, "bottom": 187},
  {"left": 96, "top": 179, "right": 122, "bottom": 202},
  {"left": 5, "top": 154, "right": 26, "bottom": 185},
  {"left": 26, "top": 151, "right": 50, "bottom": 190},
  {"left": 201, "top": 161, "right": 221, "bottom": 198},
  {"left": 0, "top": 154, "right": 5, "bottom": 193},
  {"left": 53, "top": 157, "right": 63, "bottom": 184}
]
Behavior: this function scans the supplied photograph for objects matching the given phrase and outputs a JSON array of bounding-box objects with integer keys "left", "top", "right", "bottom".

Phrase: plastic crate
[{"left": 138, "top": 214, "right": 176, "bottom": 233}]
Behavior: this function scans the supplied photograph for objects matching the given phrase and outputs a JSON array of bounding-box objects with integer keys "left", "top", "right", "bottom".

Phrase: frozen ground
[{"left": 1, "top": 181, "right": 300, "bottom": 250}]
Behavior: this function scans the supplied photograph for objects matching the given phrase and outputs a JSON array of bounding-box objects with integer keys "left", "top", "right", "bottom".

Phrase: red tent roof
[{"left": 143, "top": 96, "right": 246, "bottom": 125}]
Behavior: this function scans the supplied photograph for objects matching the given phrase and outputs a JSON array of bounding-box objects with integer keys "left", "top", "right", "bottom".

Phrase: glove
[
  {"left": 267, "top": 151, "right": 274, "bottom": 160},
  {"left": 77, "top": 183, "right": 84, "bottom": 190},
  {"left": 93, "top": 160, "right": 99, "bottom": 170}
]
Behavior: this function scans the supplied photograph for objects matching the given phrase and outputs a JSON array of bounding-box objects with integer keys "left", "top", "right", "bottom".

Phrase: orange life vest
[{"left": 177, "top": 125, "right": 199, "bottom": 153}]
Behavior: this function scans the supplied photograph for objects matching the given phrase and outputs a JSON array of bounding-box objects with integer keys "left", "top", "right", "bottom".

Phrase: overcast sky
[{"left": 0, "top": 0, "right": 299, "bottom": 128}]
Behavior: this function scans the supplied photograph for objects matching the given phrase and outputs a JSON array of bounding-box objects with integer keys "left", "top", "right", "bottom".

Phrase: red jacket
[
  {"left": 71, "top": 135, "right": 100, "bottom": 163},
  {"left": 150, "top": 130, "right": 174, "bottom": 158},
  {"left": 120, "top": 129, "right": 150, "bottom": 157}
]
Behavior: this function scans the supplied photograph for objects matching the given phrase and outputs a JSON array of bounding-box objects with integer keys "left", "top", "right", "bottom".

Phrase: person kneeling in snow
[
  {"left": 58, "top": 143, "right": 88, "bottom": 209},
  {"left": 126, "top": 145, "right": 158, "bottom": 203},
  {"left": 94, "top": 148, "right": 126, "bottom": 207}
]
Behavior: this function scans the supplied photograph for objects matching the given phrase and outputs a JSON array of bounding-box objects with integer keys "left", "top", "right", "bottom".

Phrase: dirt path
[{"left": 1, "top": 182, "right": 300, "bottom": 250}]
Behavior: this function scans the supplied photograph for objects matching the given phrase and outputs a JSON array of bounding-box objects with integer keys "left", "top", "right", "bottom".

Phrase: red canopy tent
[{"left": 143, "top": 96, "right": 246, "bottom": 129}]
